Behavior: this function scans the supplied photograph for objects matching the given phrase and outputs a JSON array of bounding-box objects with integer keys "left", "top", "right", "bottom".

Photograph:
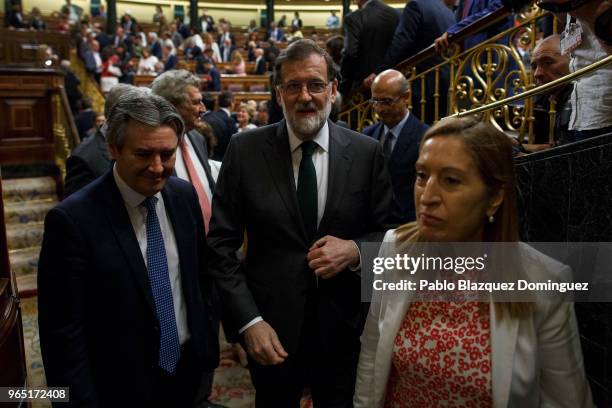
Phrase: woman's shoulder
[{"left": 518, "top": 242, "right": 571, "bottom": 282}]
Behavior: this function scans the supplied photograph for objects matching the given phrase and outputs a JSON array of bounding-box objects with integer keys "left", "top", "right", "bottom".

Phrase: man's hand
[
  {"left": 243, "top": 321, "right": 288, "bottom": 366},
  {"left": 307, "top": 235, "right": 360, "bottom": 279},
  {"left": 434, "top": 32, "right": 450, "bottom": 53},
  {"left": 363, "top": 73, "right": 376, "bottom": 89}
]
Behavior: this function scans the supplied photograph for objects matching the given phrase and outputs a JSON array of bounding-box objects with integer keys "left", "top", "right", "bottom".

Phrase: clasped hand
[{"left": 307, "top": 235, "right": 360, "bottom": 279}]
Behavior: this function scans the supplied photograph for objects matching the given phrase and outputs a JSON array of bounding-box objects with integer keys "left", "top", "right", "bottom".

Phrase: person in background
[
  {"left": 340, "top": 0, "right": 400, "bottom": 99},
  {"left": 524, "top": 34, "right": 574, "bottom": 152},
  {"left": 84, "top": 113, "right": 106, "bottom": 140},
  {"left": 287, "top": 26, "right": 304, "bottom": 43},
  {"left": 326, "top": 11, "right": 340, "bottom": 29},
  {"left": 60, "top": 0, "right": 82, "bottom": 25},
  {"left": 254, "top": 100, "right": 269, "bottom": 126},
  {"left": 131, "top": 34, "right": 144, "bottom": 58},
  {"left": 363, "top": 70, "right": 428, "bottom": 223},
  {"left": 30, "top": 7, "right": 46, "bottom": 30},
  {"left": 148, "top": 32, "right": 163, "bottom": 59},
  {"left": 236, "top": 103, "right": 258, "bottom": 132},
  {"left": 203, "top": 33, "right": 222, "bottom": 63},
  {"left": 231, "top": 50, "right": 246, "bottom": 75},
  {"left": 199, "top": 9, "right": 216, "bottom": 33},
  {"left": 248, "top": 19, "right": 259, "bottom": 34},
  {"left": 254, "top": 48, "right": 267, "bottom": 74},
  {"left": 138, "top": 47, "right": 159, "bottom": 75},
  {"left": 325, "top": 35, "right": 344, "bottom": 67},
  {"left": 153, "top": 5, "right": 164, "bottom": 23},
  {"left": 198, "top": 58, "right": 221, "bottom": 92},
  {"left": 266, "top": 21, "right": 286, "bottom": 43},
  {"left": 220, "top": 38, "right": 236, "bottom": 63},
  {"left": 74, "top": 98, "right": 97, "bottom": 141},
  {"left": 354, "top": 117, "right": 594, "bottom": 408},
  {"left": 100, "top": 52, "right": 122, "bottom": 93},
  {"left": 6, "top": 3, "right": 25, "bottom": 29},
  {"left": 292, "top": 11, "right": 303, "bottom": 29},
  {"left": 278, "top": 14, "right": 287, "bottom": 28},
  {"left": 162, "top": 42, "right": 177, "bottom": 71}
]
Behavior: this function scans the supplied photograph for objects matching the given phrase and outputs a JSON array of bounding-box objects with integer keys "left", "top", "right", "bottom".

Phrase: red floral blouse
[{"left": 384, "top": 301, "right": 492, "bottom": 408}]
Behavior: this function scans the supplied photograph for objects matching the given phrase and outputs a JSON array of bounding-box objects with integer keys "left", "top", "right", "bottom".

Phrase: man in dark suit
[
  {"left": 254, "top": 48, "right": 267, "bottom": 74},
  {"left": 363, "top": 70, "right": 428, "bottom": 223},
  {"left": 203, "top": 91, "right": 238, "bottom": 161},
  {"left": 74, "top": 98, "right": 98, "bottom": 140},
  {"left": 220, "top": 38, "right": 237, "bottom": 63},
  {"left": 369, "top": 0, "right": 456, "bottom": 123},
  {"left": 208, "top": 39, "right": 393, "bottom": 407},
  {"left": 38, "top": 90, "right": 220, "bottom": 407},
  {"left": 64, "top": 83, "right": 135, "bottom": 197},
  {"left": 339, "top": 0, "right": 400, "bottom": 98}
]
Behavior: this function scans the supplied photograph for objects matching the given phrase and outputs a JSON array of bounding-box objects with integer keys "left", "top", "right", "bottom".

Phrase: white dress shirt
[
  {"left": 113, "top": 165, "right": 190, "bottom": 345},
  {"left": 174, "top": 134, "right": 213, "bottom": 202}
]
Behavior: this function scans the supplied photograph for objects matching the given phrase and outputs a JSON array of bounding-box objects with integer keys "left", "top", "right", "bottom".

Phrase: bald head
[
  {"left": 531, "top": 35, "right": 570, "bottom": 86},
  {"left": 371, "top": 69, "right": 411, "bottom": 128}
]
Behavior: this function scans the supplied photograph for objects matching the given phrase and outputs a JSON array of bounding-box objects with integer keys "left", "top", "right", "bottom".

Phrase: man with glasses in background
[
  {"left": 363, "top": 69, "right": 428, "bottom": 223},
  {"left": 208, "top": 39, "right": 393, "bottom": 407}
]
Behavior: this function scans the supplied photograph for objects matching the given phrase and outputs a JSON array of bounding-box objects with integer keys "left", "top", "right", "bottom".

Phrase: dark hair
[
  {"left": 325, "top": 35, "right": 344, "bottom": 67},
  {"left": 273, "top": 39, "right": 338, "bottom": 86},
  {"left": 202, "top": 92, "right": 216, "bottom": 111},
  {"left": 218, "top": 91, "right": 233, "bottom": 108}
]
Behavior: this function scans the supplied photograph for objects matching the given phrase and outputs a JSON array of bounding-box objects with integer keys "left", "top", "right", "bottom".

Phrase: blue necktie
[{"left": 142, "top": 196, "right": 181, "bottom": 373}]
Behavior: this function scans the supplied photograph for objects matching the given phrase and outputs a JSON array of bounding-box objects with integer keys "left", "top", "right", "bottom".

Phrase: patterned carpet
[{"left": 21, "top": 297, "right": 314, "bottom": 407}]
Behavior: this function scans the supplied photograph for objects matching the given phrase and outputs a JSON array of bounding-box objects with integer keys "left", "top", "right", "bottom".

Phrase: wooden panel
[
  {"left": 0, "top": 68, "right": 60, "bottom": 166},
  {"left": 0, "top": 28, "right": 71, "bottom": 66}
]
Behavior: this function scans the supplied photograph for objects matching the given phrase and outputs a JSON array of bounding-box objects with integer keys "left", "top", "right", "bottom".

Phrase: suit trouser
[{"left": 247, "top": 301, "right": 362, "bottom": 408}]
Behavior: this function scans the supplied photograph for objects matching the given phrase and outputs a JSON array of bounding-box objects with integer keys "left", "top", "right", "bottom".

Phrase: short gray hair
[
  {"left": 151, "top": 69, "right": 201, "bottom": 111},
  {"left": 106, "top": 89, "right": 185, "bottom": 149},
  {"left": 105, "top": 83, "right": 136, "bottom": 117}
]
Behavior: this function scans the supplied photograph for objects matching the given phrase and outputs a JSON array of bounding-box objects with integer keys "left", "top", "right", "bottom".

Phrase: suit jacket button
[{"left": 153, "top": 325, "right": 159, "bottom": 332}]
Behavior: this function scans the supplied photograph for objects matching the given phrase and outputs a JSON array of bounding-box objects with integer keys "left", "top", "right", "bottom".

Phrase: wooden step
[
  {"left": 2, "top": 177, "right": 56, "bottom": 203},
  {"left": 4, "top": 199, "right": 57, "bottom": 225},
  {"left": 6, "top": 222, "right": 44, "bottom": 251}
]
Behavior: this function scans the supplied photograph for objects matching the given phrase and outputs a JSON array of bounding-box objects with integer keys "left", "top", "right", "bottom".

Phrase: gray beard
[{"left": 282, "top": 101, "right": 332, "bottom": 139}]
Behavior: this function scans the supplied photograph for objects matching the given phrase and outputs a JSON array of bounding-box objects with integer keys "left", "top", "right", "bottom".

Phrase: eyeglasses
[
  {"left": 536, "top": 0, "right": 591, "bottom": 13},
  {"left": 280, "top": 81, "right": 330, "bottom": 95},
  {"left": 369, "top": 96, "right": 403, "bottom": 106}
]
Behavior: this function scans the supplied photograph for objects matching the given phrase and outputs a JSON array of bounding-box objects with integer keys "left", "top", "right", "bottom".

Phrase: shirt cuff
[
  {"left": 238, "top": 316, "right": 263, "bottom": 334},
  {"left": 348, "top": 240, "right": 362, "bottom": 271}
]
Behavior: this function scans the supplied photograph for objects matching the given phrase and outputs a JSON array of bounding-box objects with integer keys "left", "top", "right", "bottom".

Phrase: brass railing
[
  {"left": 338, "top": 3, "right": 582, "bottom": 144},
  {"left": 52, "top": 86, "right": 80, "bottom": 180},
  {"left": 70, "top": 49, "right": 105, "bottom": 115}
]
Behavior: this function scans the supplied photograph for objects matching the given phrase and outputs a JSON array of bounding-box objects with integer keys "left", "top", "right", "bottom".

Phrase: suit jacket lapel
[
  {"left": 262, "top": 120, "right": 307, "bottom": 241},
  {"left": 100, "top": 172, "right": 156, "bottom": 314},
  {"left": 161, "top": 183, "right": 195, "bottom": 307},
  {"left": 490, "top": 303, "right": 519, "bottom": 407},
  {"left": 389, "top": 115, "right": 418, "bottom": 166},
  {"left": 318, "top": 121, "right": 352, "bottom": 236}
]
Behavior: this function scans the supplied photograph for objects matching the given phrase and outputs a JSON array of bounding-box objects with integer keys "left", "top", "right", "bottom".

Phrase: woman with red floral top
[{"left": 354, "top": 117, "right": 594, "bottom": 408}]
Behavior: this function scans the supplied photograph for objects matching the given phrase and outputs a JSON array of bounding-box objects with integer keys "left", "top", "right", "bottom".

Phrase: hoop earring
[{"left": 488, "top": 215, "right": 495, "bottom": 223}]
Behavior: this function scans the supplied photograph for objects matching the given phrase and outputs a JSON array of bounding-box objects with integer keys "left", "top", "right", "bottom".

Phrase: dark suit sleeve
[
  {"left": 64, "top": 156, "right": 96, "bottom": 198},
  {"left": 207, "top": 139, "right": 261, "bottom": 336},
  {"left": 380, "top": 1, "right": 423, "bottom": 72},
  {"left": 354, "top": 141, "right": 396, "bottom": 247},
  {"left": 38, "top": 208, "right": 98, "bottom": 407},
  {"left": 447, "top": 0, "right": 504, "bottom": 35},
  {"left": 340, "top": 13, "right": 361, "bottom": 94}
]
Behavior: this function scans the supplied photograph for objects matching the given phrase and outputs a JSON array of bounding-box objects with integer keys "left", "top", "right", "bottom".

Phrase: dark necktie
[
  {"left": 382, "top": 130, "right": 394, "bottom": 160},
  {"left": 297, "top": 141, "right": 318, "bottom": 240},
  {"left": 141, "top": 196, "right": 181, "bottom": 374}
]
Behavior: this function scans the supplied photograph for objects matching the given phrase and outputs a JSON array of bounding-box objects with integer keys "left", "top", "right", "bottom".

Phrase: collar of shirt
[
  {"left": 383, "top": 110, "right": 410, "bottom": 140},
  {"left": 287, "top": 120, "right": 330, "bottom": 154},
  {"left": 113, "top": 164, "right": 161, "bottom": 208},
  {"left": 220, "top": 107, "right": 231, "bottom": 117}
]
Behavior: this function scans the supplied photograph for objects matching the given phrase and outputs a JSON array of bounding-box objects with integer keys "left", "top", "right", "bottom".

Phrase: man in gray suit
[
  {"left": 339, "top": 0, "right": 400, "bottom": 98},
  {"left": 208, "top": 39, "right": 393, "bottom": 407}
]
